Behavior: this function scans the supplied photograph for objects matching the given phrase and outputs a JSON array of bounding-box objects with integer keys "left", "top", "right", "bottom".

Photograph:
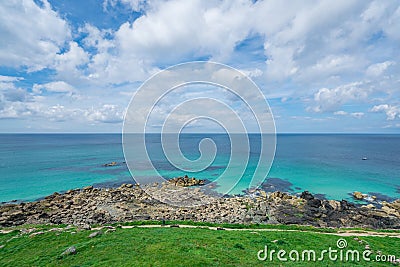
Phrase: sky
[{"left": 0, "top": 0, "right": 399, "bottom": 133}]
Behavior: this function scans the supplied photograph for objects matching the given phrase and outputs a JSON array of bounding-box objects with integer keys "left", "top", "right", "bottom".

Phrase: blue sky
[{"left": 0, "top": 0, "right": 399, "bottom": 133}]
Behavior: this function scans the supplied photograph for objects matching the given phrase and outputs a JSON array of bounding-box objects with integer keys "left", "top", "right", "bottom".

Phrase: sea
[{"left": 0, "top": 134, "right": 399, "bottom": 203}]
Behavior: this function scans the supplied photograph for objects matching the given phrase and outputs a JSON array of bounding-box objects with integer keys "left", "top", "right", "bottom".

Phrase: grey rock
[
  {"left": 88, "top": 231, "right": 102, "bottom": 238},
  {"left": 61, "top": 246, "right": 77, "bottom": 256}
]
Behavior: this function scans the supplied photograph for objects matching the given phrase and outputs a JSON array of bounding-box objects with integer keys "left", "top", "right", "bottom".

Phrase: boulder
[
  {"left": 88, "top": 231, "right": 102, "bottom": 238},
  {"left": 168, "top": 175, "right": 205, "bottom": 187},
  {"left": 353, "top": 191, "right": 365, "bottom": 200},
  {"left": 300, "top": 191, "right": 314, "bottom": 201},
  {"left": 61, "top": 246, "right": 77, "bottom": 256},
  {"left": 307, "top": 198, "right": 322, "bottom": 208}
]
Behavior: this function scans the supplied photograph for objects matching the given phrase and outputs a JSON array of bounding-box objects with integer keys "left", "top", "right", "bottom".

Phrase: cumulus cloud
[
  {"left": 81, "top": 0, "right": 256, "bottom": 83},
  {"left": 0, "top": 0, "right": 70, "bottom": 71},
  {"left": 0, "top": 99, "right": 125, "bottom": 124},
  {"left": 84, "top": 104, "right": 125, "bottom": 123},
  {"left": 309, "top": 82, "right": 369, "bottom": 112},
  {"left": 54, "top": 42, "right": 90, "bottom": 82},
  {"left": 77, "top": 0, "right": 400, "bottom": 88},
  {"left": 0, "top": 78, "right": 34, "bottom": 114},
  {"left": 33, "top": 81, "right": 76, "bottom": 95},
  {"left": 371, "top": 104, "right": 400, "bottom": 120},
  {"left": 1, "top": 0, "right": 400, "bottom": 132},
  {"left": 0, "top": 77, "right": 124, "bottom": 124}
]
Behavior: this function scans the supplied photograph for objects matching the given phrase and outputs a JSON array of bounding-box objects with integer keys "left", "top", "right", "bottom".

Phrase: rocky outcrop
[
  {"left": 353, "top": 191, "right": 365, "bottom": 200},
  {"left": 168, "top": 175, "right": 205, "bottom": 187},
  {"left": 103, "top": 162, "right": 118, "bottom": 167},
  {"left": 0, "top": 185, "right": 399, "bottom": 229}
]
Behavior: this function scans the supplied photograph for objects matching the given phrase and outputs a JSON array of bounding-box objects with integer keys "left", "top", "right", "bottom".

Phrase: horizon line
[{"left": 1, "top": 132, "right": 399, "bottom": 135}]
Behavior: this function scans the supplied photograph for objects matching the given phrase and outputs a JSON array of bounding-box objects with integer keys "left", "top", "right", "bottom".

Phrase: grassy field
[{"left": 1, "top": 222, "right": 399, "bottom": 266}]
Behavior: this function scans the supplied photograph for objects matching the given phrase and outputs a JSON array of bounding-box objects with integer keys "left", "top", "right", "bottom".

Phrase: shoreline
[
  {"left": 3, "top": 174, "right": 398, "bottom": 205},
  {"left": 1, "top": 181, "right": 399, "bottom": 229}
]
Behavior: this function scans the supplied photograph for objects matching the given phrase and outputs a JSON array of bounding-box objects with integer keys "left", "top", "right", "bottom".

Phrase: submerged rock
[
  {"left": 103, "top": 162, "right": 118, "bottom": 167},
  {"left": 353, "top": 191, "right": 366, "bottom": 200}
]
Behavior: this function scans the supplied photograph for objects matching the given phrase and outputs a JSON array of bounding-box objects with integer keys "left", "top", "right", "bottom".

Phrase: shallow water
[{"left": 0, "top": 134, "right": 399, "bottom": 202}]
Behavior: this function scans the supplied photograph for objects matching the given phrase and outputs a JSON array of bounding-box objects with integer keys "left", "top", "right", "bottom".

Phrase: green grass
[{"left": 0, "top": 223, "right": 399, "bottom": 266}]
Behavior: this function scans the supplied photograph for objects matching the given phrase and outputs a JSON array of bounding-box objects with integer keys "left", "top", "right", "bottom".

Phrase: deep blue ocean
[{"left": 0, "top": 134, "right": 399, "bottom": 203}]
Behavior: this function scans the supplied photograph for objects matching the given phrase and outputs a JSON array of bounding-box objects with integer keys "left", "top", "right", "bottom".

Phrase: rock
[
  {"left": 385, "top": 200, "right": 400, "bottom": 211},
  {"left": 168, "top": 175, "right": 205, "bottom": 187},
  {"left": 307, "top": 198, "right": 322, "bottom": 208},
  {"left": 270, "top": 191, "right": 290, "bottom": 200},
  {"left": 29, "top": 231, "right": 44, "bottom": 237},
  {"left": 353, "top": 191, "right": 365, "bottom": 200},
  {"left": 381, "top": 206, "right": 398, "bottom": 216},
  {"left": 61, "top": 246, "right": 77, "bottom": 256},
  {"left": 300, "top": 191, "right": 314, "bottom": 201},
  {"left": 103, "top": 162, "right": 118, "bottom": 167},
  {"left": 328, "top": 200, "right": 340, "bottom": 210},
  {"left": 0, "top": 183, "right": 399, "bottom": 229},
  {"left": 88, "top": 231, "right": 102, "bottom": 238},
  {"left": 363, "top": 204, "right": 375, "bottom": 209}
]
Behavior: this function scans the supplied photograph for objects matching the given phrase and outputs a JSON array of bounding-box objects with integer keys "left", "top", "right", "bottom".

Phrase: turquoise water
[{"left": 0, "top": 134, "right": 399, "bottom": 202}]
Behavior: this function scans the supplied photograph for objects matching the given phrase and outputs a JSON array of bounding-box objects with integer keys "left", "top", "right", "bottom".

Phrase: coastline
[
  {"left": 2, "top": 133, "right": 400, "bottom": 203},
  {"left": 1, "top": 181, "right": 399, "bottom": 230}
]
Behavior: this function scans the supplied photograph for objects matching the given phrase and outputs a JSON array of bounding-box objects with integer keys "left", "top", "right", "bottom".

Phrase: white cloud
[
  {"left": 84, "top": 104, "right": 124, "bottom": 123},
  {"left": 309, "top": 82, "right": 368, "bottom": 112},
  {"left": 366, "top": 61, "right": 395, "bottom": 77},
  {"left": 240, "top": 68, "right": 263, "bottom": 78},
  {"left": 55, "top": 0, "right": 400, "bottom": 90},
  {"left": 33, "top": 81, "right": 76, "bottom": 95},
  {"left": 0, "top": 78, "right": 34, "bottom": 110},
  {"left": 334, "top": 110, "right": 348, "bottom": 116},
  {"left": 0, "top": 99, "right": 125, "bottom": 124},
  {"left": 0, "top": 75, "right": 23, "bottom": 83},
  {"left": 0, "top": 0, "right": 71, "bottom": 71},
  {"left": 103, "top": 0, "right": 147, "bottom": 12},
  {"left": 1, "top": 0, "right": 400, "bottom": 132},
  {"left": 300, "top": 54, "right": 361, "bottom": 81},
  {"left": 83, "top": 0, "right": 256, "bottom": 83},
  {"left": 54, "top": 42, "right": 90, "bottom": 82},
  {"left": 371, "top": 104, "right": 400, "bottom": 120},
  {"left": 333, "top": 110, "right": 364, "bottom": 119}
]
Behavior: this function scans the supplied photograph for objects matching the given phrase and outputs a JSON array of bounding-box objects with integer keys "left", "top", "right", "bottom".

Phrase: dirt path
[
  {"left": 1, "top": 225, "right": 399, "bottom": 238},
  {"left": 125, "top": 224, "right": 400, "bottom": 238}
]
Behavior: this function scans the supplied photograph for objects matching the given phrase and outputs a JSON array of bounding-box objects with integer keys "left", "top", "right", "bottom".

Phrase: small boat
[{"left": 362, "top": 157, "right": 368, "bottom": 160}]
